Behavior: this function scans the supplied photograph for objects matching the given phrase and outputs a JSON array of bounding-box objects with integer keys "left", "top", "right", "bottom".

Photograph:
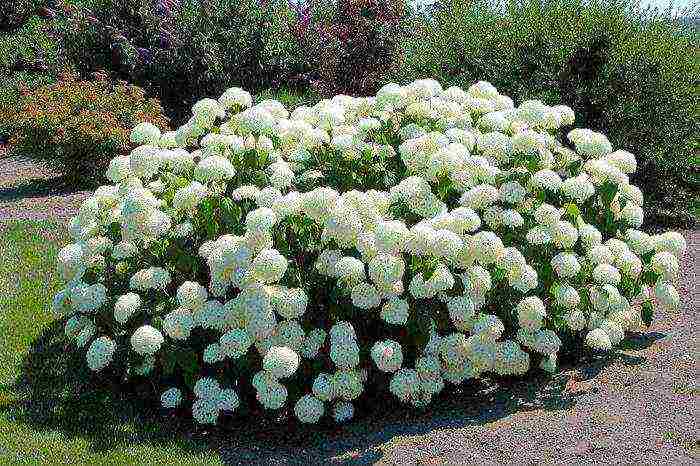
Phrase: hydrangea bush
[{"left": 53, "top": 78, "right": 685, "bottom": 426}]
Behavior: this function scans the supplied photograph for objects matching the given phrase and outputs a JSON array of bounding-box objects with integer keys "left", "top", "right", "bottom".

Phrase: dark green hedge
[{"left": 395, "top": 0, "right": 699, "bottom": 230}]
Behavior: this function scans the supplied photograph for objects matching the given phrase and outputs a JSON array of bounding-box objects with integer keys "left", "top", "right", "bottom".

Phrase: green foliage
[
  {"left": 396, "top": 0, "right": 699, "bottom": 229},
  {"left": 2, "top": 72, "right": 170, "bottom": 186},
  {"left": 53, "top": 0, "right": 306, "bottom": 124},
  {"left": 298, "top": 0, "right": 407, "bottom": 97},
  {"left": 0, "top": 0, "right": 47, "bottom": 33},
  {"left": 0, "top": 220, "right": 219, "bottom": 463}
]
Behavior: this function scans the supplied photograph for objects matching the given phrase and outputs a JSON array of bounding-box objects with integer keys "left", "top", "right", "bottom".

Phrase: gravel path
[
  {"left": 214, "top": 231, "right": 699, "bottom": 465},
  {"left": 2, "top": 156, "right": 697, "bottom": 465},
  {"left": 0, "top": 155, "right": 90, "bottom": 220}
]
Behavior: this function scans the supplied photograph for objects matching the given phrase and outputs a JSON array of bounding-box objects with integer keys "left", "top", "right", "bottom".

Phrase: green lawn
[{"left": 0, "top": 220, "right": 222, "bottom": 465}]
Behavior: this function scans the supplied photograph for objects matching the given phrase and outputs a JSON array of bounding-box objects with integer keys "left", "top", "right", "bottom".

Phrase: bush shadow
[
  {"left": 3, "top": 319, "right": 663, "bottom": 464},
  {"left": 1, "top": 320, "right": 211, "bottom": 456},
  {"left": 0, "top": 175, "right": 84, "bottom": 203}
]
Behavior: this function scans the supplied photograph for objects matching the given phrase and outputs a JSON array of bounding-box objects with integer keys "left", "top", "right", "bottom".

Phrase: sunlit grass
[{"left": 0, "top": 219, "right": 222, "bottom": 465}]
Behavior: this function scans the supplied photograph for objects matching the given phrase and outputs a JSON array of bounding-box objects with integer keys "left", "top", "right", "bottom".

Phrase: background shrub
[
  {"left": 53, "top": 0, "right": 306, "bottom": 125},
  {"left": 296, "top": 0, "right": 406, "bottom": 97},
  {"left": 395, "top": 0, "right": 699, "bottom": 229},
  {"left": 0, "top": 0, "right": 48, "bottom": 33},
  {"left": 2, "top": 72, "right": 169, "bottom": 185}
]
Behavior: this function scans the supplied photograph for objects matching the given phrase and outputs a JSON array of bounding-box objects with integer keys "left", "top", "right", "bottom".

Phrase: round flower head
[
  {"left": 653, "top": 231, "right": 686, "bottom": 256},
  {"left": 333, "top": 401, "right": 355, "bottom": 423},
  {"left": 194, "top": 156, "right": 236, "bottom": 184},
  {"left": 301, "top": 328, "right": 327, "bottom": 359},
  {"left": 161, "top": 387, "right": 183, "bottom": 408},
  {"left": 312, "top": 372, "right": 336, "bottom": 402},
  {"left": 554, "top": 284, "right": 580, "bottom": 309},
  {"left": 192, "top": 398, "right": 220, "bottom": 425},
  {"left": 130, "top": 325, "right": 164, "bottom": 355},
  {"left": 177, "top": 281, "right": 208, "bottom": 311},
  {"left": 86, "top": 336, "right": 116, "bottom": 371},
  {"left": 130, "top": 122, "right": 161, "bottom": 145},
  {"left": 350, "top": 282, "right": 381, "bottom": 309},
  {"left": 371, "top": 340, "right": 403, "bottom": 372},
  {"left": 650, "top": 251, "right": 679, "bottom": 281},
  {"left": 517, "top": 297, "right": 547, "bottom": 331},
  {"left": 381, "top": 298, "right": 410, "bottom": 326},
  {"left": 220, "top": 328, "right": 254, "bottom": 359},
  {"left": 203, "top": 343, "right": 224, "bottom": 364},
  {"left": 654, "top": 281, "right": 680, "bottom": 309},
  {"left": 294, "top": 395, "right": 324, "bottom": 423},
  {"left": 194, "top": 377, "right": 222, "bottom": 400},
  {"left": 219, "top": 87, "right": 253, "bottom": 110},
  {"left": 263, "top": 346, "right": 300, "bottom": 379},
  {"left": 217, "top": 388, "right": 240, "bottom": 412},
  {"left": 586, "top": 328, "right": 612, "bottom": 351},
  {"left": 332, "top": 370, "right": 363, "bottom": 400},
  {"left": 389, "top": 369, "right": 420, "bottom": 403},
  {"left": 551, "top": 252, "right": 581, "bottom": 278},
  {"left": 162, "top": 308, "right": 195, "bottom": 340},
  {"left": 592, "top": 263, "right": 622, "bottom": 285},
  {"left": 257, "top": 379, "right": 289, "bottom": 409}
]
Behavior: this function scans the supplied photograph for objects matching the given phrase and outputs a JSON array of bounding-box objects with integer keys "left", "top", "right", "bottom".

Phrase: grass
[{"left": 0, "top": 219, "right": 222, "bottom": 465}]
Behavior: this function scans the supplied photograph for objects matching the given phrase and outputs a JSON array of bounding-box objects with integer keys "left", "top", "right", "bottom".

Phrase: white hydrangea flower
[
  {"left": 380, "top": 297, "right": 410, "bottom": 326},
  {"left": 194, "top": 377, "right": 222, "bottom": 400},
  {"left": 114, "top": 293, "right": 141, "bottom": 324},
  {"left": 196, "top": 148, "right": 237, "bottom": 180},
  {"left": 217, "top": 388, "right": 240, "bottom": 412},
  {"left": 162, "top": 308, "right": 195, "bottom": 340},
  {"left": 516, "top": 296, "right": 547, "bottom": 331},
  {"left": 220, "top": 329, "right": 254, "bottom": 359},
  {"left": 389, "top": 369, "right": 421, "bottom": 403},
  {"left": 592, "top": 263, "right": 621, "bottom": 285},
  {"left": 551, "top": 252, "right": 581, "bottom": 278},
  {"left": 86, "top": 336, "right": 116, "bottom": 371},
  {"left": 294, "top": 394, "right": 324, "bottom": 423},
  {"left": 586, "top": 328, "right": 612, "bottom": 351},
  {"left": 173, "top": 181, "right": 208, "bottom": 211},
  {"left": 130, "top": 267, "right": 171, "bottom": 292},
  {"left": 351, "top": 282, "right": 381, "bottom": 309},
  {"left": 192, "top": 398, "right": 220, "bottom": 424},
  {"left": 176, "top": 281, "right": 208, "bottom": 311},
  {"left": 371, "top": 340, "right": 403, "bottom": 372},
  {"left": 263, "top": 346, "right": 300, "bottom": 379},
  {"left": 653, "top": 231, "right": 686, "bottom": 256},
  {"left": 161, "top": 387, "right": 183, "bottom": 408},
  {"left": 219, "top": 87, "right": 253, "bottom": 110},
  {"left": 650, "top": 251, "right": 679, "bottom": 281},
  {"left": 130, "top": 325, "right": 164, "bottom": 355},
  {"left": 554, "top": 284, "right": 580, "bottom": 309},
  {"left": 655, "top": 281, "right": 680, "bottom": 309},
  {"left": 131, "top": 122, "right": 162, "bottom": 146},
  {"left": 300, "top": 328, "right": 327, "bottom": 359},
  {"left": 332, "top": 400, "right": 355, "bottom": 423}
]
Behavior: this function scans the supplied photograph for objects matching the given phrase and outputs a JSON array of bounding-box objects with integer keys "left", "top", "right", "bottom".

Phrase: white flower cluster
[{"left": 56, "top": 80, "right": 684, "bottom": 424}]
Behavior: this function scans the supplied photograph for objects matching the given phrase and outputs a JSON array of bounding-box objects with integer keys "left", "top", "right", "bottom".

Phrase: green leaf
[
  {"left": 162, "top": 351, "right": 177, "bottom": 376},
  {"left": 599, "top": 181, "right": 618, "bottom": 207},
  {"left": 641, "top": 300, "right": 654, "bottom": 328},
  {"left": 175, "top": 348, "right": 200, "bottom": 389}
]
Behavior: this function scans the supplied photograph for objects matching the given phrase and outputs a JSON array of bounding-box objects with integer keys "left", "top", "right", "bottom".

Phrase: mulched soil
[{"left": 1, "top": 155, "right": 697, "bottom": 465}]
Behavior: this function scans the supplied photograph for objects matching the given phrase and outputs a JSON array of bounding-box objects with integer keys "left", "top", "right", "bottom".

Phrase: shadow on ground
[
  {"left": 0, "top": 176, "right": 83, "bottom": 203},
  {"left": 1, "top": 319, "right": 662, "bottom": 465}
]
